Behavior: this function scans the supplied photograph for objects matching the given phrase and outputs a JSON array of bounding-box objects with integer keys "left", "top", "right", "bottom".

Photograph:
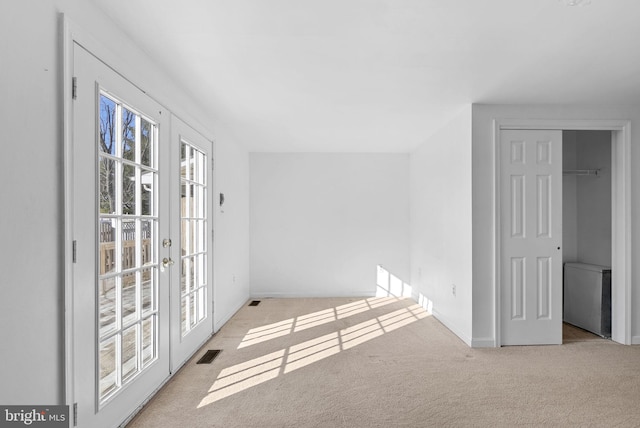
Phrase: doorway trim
[{"left": 493, "top": 119, "right": 631, "bottom": 346}]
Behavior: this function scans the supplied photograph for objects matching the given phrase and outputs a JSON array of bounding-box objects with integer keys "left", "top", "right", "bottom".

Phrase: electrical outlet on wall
[{"left": 452, "top": 284, "right": 456, "bottom": 296}]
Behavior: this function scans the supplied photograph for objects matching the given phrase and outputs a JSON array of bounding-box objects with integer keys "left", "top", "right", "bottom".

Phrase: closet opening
[{"left": 562, "top": 130, "right": 612, "bottom": 342}]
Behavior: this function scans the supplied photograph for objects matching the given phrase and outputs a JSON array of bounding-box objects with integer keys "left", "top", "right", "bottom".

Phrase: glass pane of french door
[
  {"left": 170, "top": 116, "right": 214, "bottom": 370},
  {"left": 97, "top": 92, "right": 159, "bottom": 401},
  {"left": 180, "top": 142, "right": 208, "bottom": 336}
]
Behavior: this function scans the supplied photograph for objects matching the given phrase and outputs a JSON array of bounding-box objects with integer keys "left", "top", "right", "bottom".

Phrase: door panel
[
  {"left": 500, "top": 130, "right": 562, "bottom": 345},
  {"left": 72, "top": 43, "right": 170, "bottom": 428},
  {"left": 170, "top": 116, "right": 214, "bottom": 370}
]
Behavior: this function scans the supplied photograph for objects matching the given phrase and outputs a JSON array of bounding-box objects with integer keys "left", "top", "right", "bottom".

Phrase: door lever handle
[{"left": 162, "top": 257, "right": 175, "bottom": 268}]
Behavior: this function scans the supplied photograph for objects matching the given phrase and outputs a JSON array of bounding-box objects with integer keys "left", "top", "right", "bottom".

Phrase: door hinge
[
  {"left": 72, "top": 240, "right": 77, "bottom": 263},
  {"left": 73, "top": 403, "right": 78, "bottom": 426},
  {"left": 72, "top": 77, "right": 77, "bottom": 100},
  {"left": 211, "top": 157, "right": 214, "bottom": 171}
]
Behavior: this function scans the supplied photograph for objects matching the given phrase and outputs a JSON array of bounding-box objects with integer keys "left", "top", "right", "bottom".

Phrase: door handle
[{"left": 162, "top": 257, "right": 175, "bottom": 268}]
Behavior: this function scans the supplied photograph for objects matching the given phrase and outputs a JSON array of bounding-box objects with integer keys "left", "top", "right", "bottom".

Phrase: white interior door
[
  {"left": 169, "top": 116, "right": 214, "bottom": 370},
  {"left": 72, "top": 43, "right": 171, "bottom": 428},
  {"left": 500, "top": 129, "right": 563, "bottom": 345}
]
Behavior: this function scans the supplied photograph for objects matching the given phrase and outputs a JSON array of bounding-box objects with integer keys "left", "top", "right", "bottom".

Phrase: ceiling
[{"left": 90, "top": 0, "right": 640, "bottom": 152}]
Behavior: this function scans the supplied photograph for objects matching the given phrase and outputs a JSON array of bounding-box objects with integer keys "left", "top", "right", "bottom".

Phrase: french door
[
  {"left": 71, "top": 44, "right": 213, "bottom": 427},
  {"left": 169, "top": 116, "right": 214, "bottom": 369}
]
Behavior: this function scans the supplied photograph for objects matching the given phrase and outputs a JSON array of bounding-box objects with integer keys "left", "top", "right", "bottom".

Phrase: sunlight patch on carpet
[
  {"left": 238, "top": 296, "right": 401, "bottom": 349},
  {"left": 198, "top": 304, "right": 429, "bottom": 408}
]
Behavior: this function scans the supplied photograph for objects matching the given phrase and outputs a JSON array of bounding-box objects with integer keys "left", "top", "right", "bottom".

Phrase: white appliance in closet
[{"left": 563, "top": 263, "right": 611, "bottom": 338}]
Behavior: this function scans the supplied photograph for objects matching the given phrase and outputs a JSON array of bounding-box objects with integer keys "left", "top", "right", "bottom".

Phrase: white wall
[
  {"left": 472, "top": 104, "right": 640, "bottom": 346},
  {"left": 250, "top": 153, "right": 410, "bottom": 297},
  {"left": 562, "top": 131, "right": 579, "bottom": 262},
  {"left": 214, "top": 128, "right": 251, "bottom": 329},
  {"left": 0, "top": 0, "right": 250, "bottom": 405},
  {"left": 0, "top": 0, "right": 80, "bottom": 405},
  {"left": 575, "top": 131, "right": 612, "bottom": 266},
  {"left": 563, "top": 130, "right": 612, "bottom": 266},
  {"left": 410, "top": 106, "right": 473, "bottom": 345}
]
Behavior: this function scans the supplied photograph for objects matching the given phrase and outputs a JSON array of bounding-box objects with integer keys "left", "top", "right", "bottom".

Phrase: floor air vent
[
  {"left": 197, "top": 350, "right": 221, "bottom": 364},
  {"left": 249, "top": 300, "right": 261, "bottom": 306}
]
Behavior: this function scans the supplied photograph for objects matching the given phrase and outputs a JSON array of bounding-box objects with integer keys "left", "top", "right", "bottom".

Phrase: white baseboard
[
  {"left": 250, "top": 291, "right": 375, "bottom": 298},
  {"left": 471, "top": 337, "right": 496, "bottom": 348},
  {"left": 632, "top": 335, "right": 640, "bottom": 345},
  {"left": 429, "top": 308, "right": 472, "bottom": 347},
  {"left": 214, "top": 297, "right": 249, "bottom": 333}
]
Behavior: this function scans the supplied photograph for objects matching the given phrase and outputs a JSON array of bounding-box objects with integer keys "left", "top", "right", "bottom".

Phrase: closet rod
[{"left": 563, "top": 169, "right": 600, "bottom": 176}]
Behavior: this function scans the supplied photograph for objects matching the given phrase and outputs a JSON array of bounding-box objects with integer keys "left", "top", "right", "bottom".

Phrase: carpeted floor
[{"left": 127, "top": 297, "right": 640, "bottom": 427}]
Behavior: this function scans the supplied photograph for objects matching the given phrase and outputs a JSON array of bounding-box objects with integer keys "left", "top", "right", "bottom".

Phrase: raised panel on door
[
  {"left": 500, "top": 129, "right": 562, "bottom": 346},
  {"left": 511, "top": 175, "right": 526, "bottom": 239},
  {"left": 537, "top": 175, "right": 552, "bottom": 238},
  {"left": 510, "top": 257, "right": 525, "bottom": 320},
  {"left": 537, "top": 257, "right": 551, "bottom": 319}
]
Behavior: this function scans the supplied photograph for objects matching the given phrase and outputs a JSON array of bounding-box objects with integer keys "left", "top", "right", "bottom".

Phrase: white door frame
[{"left": 494, "top": 119, "right": 631, "bottom": 346}]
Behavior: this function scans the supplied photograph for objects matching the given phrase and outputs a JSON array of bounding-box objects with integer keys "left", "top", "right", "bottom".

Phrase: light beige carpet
[{"left": 127, "top": 297, "right": 640, "bottom": 427}]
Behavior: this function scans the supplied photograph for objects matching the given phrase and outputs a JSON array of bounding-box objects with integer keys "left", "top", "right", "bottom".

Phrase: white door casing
[{"left": 499, "top": 129, "right": 563, "bottom": 345}]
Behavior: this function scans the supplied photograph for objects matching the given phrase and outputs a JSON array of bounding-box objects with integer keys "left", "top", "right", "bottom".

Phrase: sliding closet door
[{"left": 500, "top": 129, "right": 562, "bottom": 345}]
